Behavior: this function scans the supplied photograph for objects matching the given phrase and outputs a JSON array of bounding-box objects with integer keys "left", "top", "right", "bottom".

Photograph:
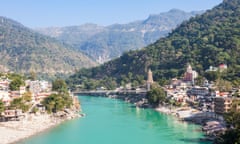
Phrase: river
[{"left": 19, "top": 96, "right": 211, "bottom": 144}]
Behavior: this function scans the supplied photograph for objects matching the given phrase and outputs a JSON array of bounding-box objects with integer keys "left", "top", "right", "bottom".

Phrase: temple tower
[{"left": 183, "top": 64, "right": 198, "bottom": 85}]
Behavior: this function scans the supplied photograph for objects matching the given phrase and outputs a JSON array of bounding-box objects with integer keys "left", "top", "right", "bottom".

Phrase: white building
[
  {"left": 188, "top": 86, "right": 209, "bottom": 97},
  {"left": 26, "top": 80, "right": 52, "bottom": 95}
]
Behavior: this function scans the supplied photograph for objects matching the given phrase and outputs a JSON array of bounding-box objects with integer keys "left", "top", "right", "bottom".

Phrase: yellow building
[{"left": 214, "top": 97, "right": 233, "bottom": 114}]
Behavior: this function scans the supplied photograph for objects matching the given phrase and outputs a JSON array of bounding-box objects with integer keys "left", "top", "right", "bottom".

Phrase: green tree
[
  {"left": 233, "top": 90, "right": 240, "bottom": 98},
  {"left": 100, "top": 77, "right": 117, "bottom": 90},
  {"left": 0, "top": 99, "right": 5, "bottom": 115},
  {"left": 9, "top": 77, "right": 24, "bottom": 91},
  {"left": 147, "top": 86, "right": 166, "bottom": 106},
  {"left": 10, "top": 97, "right": 30, "bottom": 112},
  {"left": 215, "top": 129, "right": 240, "bottom": 144},
  {"left": 22, "top": 92, "right": 32, "bottom": 103},
  {"left": 28, "top": 71, "right": 37, "bottom": 81},
  {"left": 52, "top": 79, "right": 68, "bottom": 93},
  {"left": 204, "top": 71, "right": 219, "bottom": 82},
  {"left": 31, "top": 106, "right": 39, "bottom": 113},
  {"left": 41, "top": 93, "right": 73, "bottom": 113},
  {"left": 10, "top": 98, "right": 23, "bottom": 109},
  {"left": 194, "top": 76, "right": 205, "bottom": 86},
  {"left": 41, "top": 94, "right": 57, "bottom": 113},
  {"left": 215, "top": 79, "right": 232, "bottom": 92},
  {"left": 61, "top": 93, "right": 73, "bottom": 108}
]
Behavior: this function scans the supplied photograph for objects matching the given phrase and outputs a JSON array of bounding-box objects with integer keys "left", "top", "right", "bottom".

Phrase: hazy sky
[{"left": 0, "top": 0, "right": 223, "bottom": 28}]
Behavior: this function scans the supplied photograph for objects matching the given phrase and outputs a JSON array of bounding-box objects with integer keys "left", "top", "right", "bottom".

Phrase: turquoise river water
[{"left": 19, "top": 96, "right": 211, "bottom": 144}]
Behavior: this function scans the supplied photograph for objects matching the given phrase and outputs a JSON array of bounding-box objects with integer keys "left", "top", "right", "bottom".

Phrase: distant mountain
[
  {"left": 0, "top": 17, "right": 96, "bottom": 74},
  {"left": 67, "top": 0, "right": 240, "bottom": 89},
  {"left": 37, "top": 9, "right": 203, "bottom": 63}
]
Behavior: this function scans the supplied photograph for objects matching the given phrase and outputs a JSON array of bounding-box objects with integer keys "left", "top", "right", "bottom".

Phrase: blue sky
[{"left": 0, "top": 0, "right": 222, "bottom": 28}]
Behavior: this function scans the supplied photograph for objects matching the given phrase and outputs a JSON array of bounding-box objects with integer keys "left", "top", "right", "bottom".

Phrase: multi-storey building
[
  {"left": 188, "top": 86, "right": 209, "bottom": 97},
  {"left": 214, "top": 97, "right": 233, "bottom": 114}
]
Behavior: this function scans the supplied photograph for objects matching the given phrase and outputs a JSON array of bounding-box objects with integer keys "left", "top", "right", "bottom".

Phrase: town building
[
  {"left": 205, "top": 64, "right": 227, "bottom": 72},
  {"left": 215, "top": 91, "right": 229, "bottom": 97},
  {"left": 169, "top": 78, "right": 188, "bottom": 90},
  {"left": 183, "top": 64, "right": 198, "bottom": 85},
  {"left": 218, "top": 63, "right": 227, "bottom": 72},
  {"left": 188, "top": 86, "right": 209, "bottom": 97},
  {"left": 0, "top": 79, "right": 10, "bottom": 90},
  {"left": 214, "top": 97, "right": 233, "bottom": 114},
  {"left": 0, "top": 79, "right": 53, "bottom": 106},
  {"left": 2, "top": 109, "right": 24, "bottom": 121},
  {"left": 34, "top": 92, "right": 53, "bottom": 102},
  {"left": 0, "top": 91, "right": 10, "bottom": 106},
  {"left": 25, "top": 80, "right": 52, "bottom": 101},
  {"left": 205, "top": 66, "right": 218, "bottom": 72},
  {"left": 0, "top": 79, "right": 11, "bottom": 105}
]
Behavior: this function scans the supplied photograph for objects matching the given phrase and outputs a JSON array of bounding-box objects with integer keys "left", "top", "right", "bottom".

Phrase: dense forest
[{"left": 67, "top": 0, "right": 240, "bottom": 90}]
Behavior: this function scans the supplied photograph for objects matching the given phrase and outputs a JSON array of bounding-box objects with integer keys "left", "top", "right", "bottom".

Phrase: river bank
[
  {"left": 155, "top": 105, "right": 226, "bottom": 141},
  {"left": 107, "top": 93, "right": 225, "bottom": 140},
  {"left": 155, "top": 106, "right": 215, "bottom": 124},
  {"left": 0, "top": 111, "right": 82, "bottom": 144},
  {"left": 20, "top": 96, "right": 210, "bottom": 144},
  {"left": 0, "top": 114, "right": 60, "bottom": 144}
]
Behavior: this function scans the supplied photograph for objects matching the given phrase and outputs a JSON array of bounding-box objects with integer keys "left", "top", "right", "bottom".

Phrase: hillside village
[
  {"left": 88, "top": 62, "right": 238, "bottom": 139},
  {"left": 142, "top": 63, "right": 240, "bottom": 138},
  {"left": 0, "top": 79, "right": 51, "bottom": 106},
  {"left": 165, "top": 63, "right": 231, "bottom": 115},
  {"left": 0, "top": 73, "right": 82, "bottom": 144},
  {"left": 73, "top": 61, "right": 240, "bottom": 140},
  {"left": 0, "top": 73, "right": 80, "bottom": 121}
]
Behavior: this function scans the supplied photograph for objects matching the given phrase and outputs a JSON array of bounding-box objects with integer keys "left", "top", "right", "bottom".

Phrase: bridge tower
[{"left": 146, "top": 69, "right": 154, "bottom": 91}]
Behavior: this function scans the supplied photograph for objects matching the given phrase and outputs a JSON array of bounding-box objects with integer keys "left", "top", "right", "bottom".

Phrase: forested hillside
[
  {"left": 0, "top": 17, "right": 96, "bottom": 74},
  {"left": 67, "top": 0, "right": 240, "bottom": 89}
]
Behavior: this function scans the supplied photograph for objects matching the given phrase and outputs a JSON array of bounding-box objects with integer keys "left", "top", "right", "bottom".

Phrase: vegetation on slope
[
  {"left": 0, "top": 17, "right": 96, "bottom": 74},
  {"left": 67, "top": 0, "right": 240, "bottom": 90}
]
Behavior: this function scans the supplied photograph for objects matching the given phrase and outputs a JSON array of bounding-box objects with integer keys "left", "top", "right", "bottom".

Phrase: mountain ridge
[
  {"left": 37, "top": 9, "right": 204, "bottom": 63},
  {"left": 67, "top": 0, "right": 240, "bottom": 89}
]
